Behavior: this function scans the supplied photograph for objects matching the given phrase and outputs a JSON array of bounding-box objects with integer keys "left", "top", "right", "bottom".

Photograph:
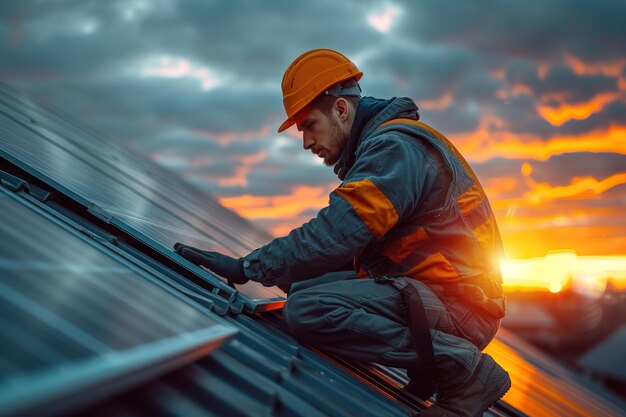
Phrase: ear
[{"left": 334, "top": 98, "right": 349, "bottom": 121}]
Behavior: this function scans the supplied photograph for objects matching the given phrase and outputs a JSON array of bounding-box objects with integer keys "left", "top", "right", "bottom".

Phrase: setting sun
[{"left": 501, "top": 251, "right": 626, "bottom": 295}]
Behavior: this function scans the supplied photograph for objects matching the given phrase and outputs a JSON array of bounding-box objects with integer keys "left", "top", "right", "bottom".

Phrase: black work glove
[{"left": 174, "top": 242, "right": 249, "bottom": 285}]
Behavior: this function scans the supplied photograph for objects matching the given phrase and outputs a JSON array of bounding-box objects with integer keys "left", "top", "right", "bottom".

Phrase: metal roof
[
  {"left": 578, "top": 324, "right": 626, "bottom": 382},
  {"left": 1, "top": 82, "right": 625, "bottom": 417},
  {"left": 0, "top": 184, "right": 236, "bottom": 417}
]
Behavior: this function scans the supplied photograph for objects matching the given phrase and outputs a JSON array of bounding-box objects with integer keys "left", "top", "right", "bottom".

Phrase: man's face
[{"left": 295, "top": 105, "right": 349, "bottom": 167}]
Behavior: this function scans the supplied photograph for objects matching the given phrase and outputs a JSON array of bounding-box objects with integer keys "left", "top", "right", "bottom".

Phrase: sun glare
[{"left": 500, "top": 251, "right": 626, "bottom": 296}]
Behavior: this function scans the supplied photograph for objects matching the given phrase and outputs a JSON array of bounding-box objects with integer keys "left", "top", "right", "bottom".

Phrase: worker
[{"left": 174, "top": 48, "right": 511, "bottom": 417}]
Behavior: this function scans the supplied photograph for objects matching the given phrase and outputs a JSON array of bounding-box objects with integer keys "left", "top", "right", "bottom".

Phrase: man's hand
[{"left": 174, "top": 242, "right": 249, "bottom": 285}]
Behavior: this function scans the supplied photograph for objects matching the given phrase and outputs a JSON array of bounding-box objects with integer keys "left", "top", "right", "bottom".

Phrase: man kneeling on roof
[{"left": 175, "top": 48, "right": 511, "bottom": 417}]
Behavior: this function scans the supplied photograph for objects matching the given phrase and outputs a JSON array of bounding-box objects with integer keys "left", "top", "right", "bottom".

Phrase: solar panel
[
  {"left": 0, "top": 83, "right": 286, "bottom": 309},
  {"left": 0, "top": 85, "right": 265, "bottom": 250},
  {"left": 0, "top": 186, "right": 237, "bottom": 416}
]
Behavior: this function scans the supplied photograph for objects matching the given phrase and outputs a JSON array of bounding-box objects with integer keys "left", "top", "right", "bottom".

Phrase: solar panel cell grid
[
  {"left": 0, "top": 88, "right": 268, "bottom": 251},
  {"left": 0, "top": 83, "right": 286, "bottom": 307},
  {"left": 0, "top": 190, "right": 235, "bottom": 388}
]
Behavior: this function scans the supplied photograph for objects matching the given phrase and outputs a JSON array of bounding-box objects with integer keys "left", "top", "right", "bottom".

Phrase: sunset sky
[{"left": 1, "top": 0, "right": 624, "bottom": 259}]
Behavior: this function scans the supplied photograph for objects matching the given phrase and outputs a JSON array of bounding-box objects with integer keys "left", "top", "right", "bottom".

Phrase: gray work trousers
[{"left": 282, "top": 272, "right": 500, "bottom": 388}]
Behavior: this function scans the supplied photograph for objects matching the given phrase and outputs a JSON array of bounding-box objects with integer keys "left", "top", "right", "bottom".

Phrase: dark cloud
[
  {"left": 473, "top": 157, "right": 526, "bottom": 180},
  {"left": 504, "top": 62, "right": 617, "bottom": 103},
  {"left": 490, "top": 94, "right": 555, "bottom": 138},
  {"left": 421, "top": 104, "right": 481, "bottom": 135},
  {"left": 361, "top": 44, "right": 498, "bottom": 135},
  {"left": 363, "top": 44, "right": 477, "bottom": 100},
  {"left": 542, "top": 66, "right": 616, "bottom": 103},
  {"left": 527, "top": 152, "right": 626, "bottom": 186},
  {"left": 1, "top": 1, "right": 153, "bottom": 75},
  {"left": 243, "top": 163, "right": 337, "bottom": 197},
  {"left": 0, "top": 0, "right": 382, "bottom": 140},
  {"left": 454, "top": 71, "right": 502, "bottom": 103},
  {"left": 141, "top": 86, "right": 281, "bottom": 133},
  {"left": 157, "top": 0, "right": 380, "bottom": 81},
  {"left": 503, "top": 59, "right": 538, "bottom": 87},
  {"left": 11, "top": 76, "right": 281, "bottom": 140},
  {"left": 398, "top": 0, "right": 626, "bottom": 62},
  {"left": 140, "top": 130, "right": 338, "bottom": 198},
  {"left": 188, "top": 156, "right": 338, "bottom": 199},
  {"left": 4, "top": 0, "right": 623, "bottom": 146},
  {"left": 0, "top": 0, "right": 380, "bottom": 82},
  {"left": 0, "top": 0, "right": 624, "bottom": 250}
]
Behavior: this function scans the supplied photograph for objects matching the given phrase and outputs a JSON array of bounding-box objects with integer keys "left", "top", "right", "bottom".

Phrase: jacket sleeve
[{"left": 242, "top": 133, "right": 436, "bottom": 286}]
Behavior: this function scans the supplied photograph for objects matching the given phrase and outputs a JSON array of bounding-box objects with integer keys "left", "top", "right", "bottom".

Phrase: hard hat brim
[{"left": 277, "top": 117, "right": 294, "bottom": 133}]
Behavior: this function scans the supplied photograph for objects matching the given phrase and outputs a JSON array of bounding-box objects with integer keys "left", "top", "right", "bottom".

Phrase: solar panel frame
[
  {"left": 0, "top": 83, "right": 287, "bottom": 310},
  {"left": 0, "top": 109, "right": 244, "bottom": 255},
  {"left": 0, "top": 170, "right": 241, "bottom": 316},
  {"left": 0, "top": 85, "right": 270, "bottom": 250},
  {"left": 0, "top": 185, "right": 238, "bottom": 416}
]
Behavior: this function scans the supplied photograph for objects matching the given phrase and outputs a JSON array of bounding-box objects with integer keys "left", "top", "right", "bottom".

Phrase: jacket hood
[{"left": 334, "top": 96, "right": 420, "bottom": 180}]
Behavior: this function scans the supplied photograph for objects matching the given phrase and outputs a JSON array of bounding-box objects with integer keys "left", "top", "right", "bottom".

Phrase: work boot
[
  {"left": 403, "top": 367, "right": 436, "bottom": 400},
  {"left": 403, "top": 379, "right": 436, "bottom": 401},
  {"left": 419, "top": 354, "right": 510, "bottom": 417}
]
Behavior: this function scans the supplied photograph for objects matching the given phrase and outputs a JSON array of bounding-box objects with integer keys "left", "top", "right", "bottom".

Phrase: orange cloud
[
  {"left": 488, "top": 171, "right": 625, "bottom": 214},
  {"left": 512, "top": 84, "right": 533, "bottom": 96},
  {"left": 495, "top": 84, "right": 535, "bottom": 101},
  {"left": 563, "top": 50, "right": 626, "bottom": 97},
  {"left": 564, "top": 51, "right": 626, "bottom": 79},
  {"left": 523, "top": 172, "right": 625, "bottom": 205},
  {"left": 183, "top": 150, "right": 267, "bottom": 188},
  {"left": 537, "top": 91, "right": 622, "bottom": 126},
  {"left": 495, "top": 208, "right": 590, "bottom": 230},
  {"left": 454, "top": 119, "right": 626, "bottom": 163},
  {"left": 490, "top": 68, "right": 506, "bottom": 81},
  {"left": 536, "top": 61, "right": 550, "bottom": 79},
  {"left": 216, "top": 165, "right": 252, "bottom": 187},
  {"left": 420, "top": 92, "right": 454, "bottom": 110},
  {"left": 520, "top": 162, "right": 532, "bottom": 177},
  {"left": 500, "top": 223, "right": 625, "bottom": 258},
  {"left": 238, "top": 151, "right": 267, "bottom": 166},
  {"left": 193, "top": 124, "right": 272, "bottom": 145},
  {"left": 486, "top": 167, "right": 624, "bottom": 257},
  {"left": 493, "top": 52, "right": 626, "bottom": 125},
  {"left": 219, "top": 185, "right": 332, "bottom": 219},
  {"left": 483, "top": 177, "right": 520, "bottom": 199}
]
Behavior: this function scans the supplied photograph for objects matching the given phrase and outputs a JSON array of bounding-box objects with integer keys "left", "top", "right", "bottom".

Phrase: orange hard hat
[{"left": 278, "top": 48, "right": 363, "bottom": 133}]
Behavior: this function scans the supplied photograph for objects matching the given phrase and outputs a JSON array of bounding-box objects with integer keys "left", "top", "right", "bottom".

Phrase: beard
[{"left": 325, "top": 116, "right": 349, "bottom": 167}]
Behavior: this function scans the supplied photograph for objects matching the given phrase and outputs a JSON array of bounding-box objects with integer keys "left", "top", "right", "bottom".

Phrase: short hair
[{"left": 310, "top": 79, "right": 361, "bottom": 118}]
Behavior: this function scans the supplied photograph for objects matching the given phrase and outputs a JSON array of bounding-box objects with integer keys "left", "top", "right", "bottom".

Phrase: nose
[{"left": 302, "top": 131, "right": 314, "bottom": 150}]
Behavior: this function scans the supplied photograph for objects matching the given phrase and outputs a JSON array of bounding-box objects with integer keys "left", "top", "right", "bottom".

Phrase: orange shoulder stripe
[{"left": 335, "top": 179, "right": 398, "bottom": 239}]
